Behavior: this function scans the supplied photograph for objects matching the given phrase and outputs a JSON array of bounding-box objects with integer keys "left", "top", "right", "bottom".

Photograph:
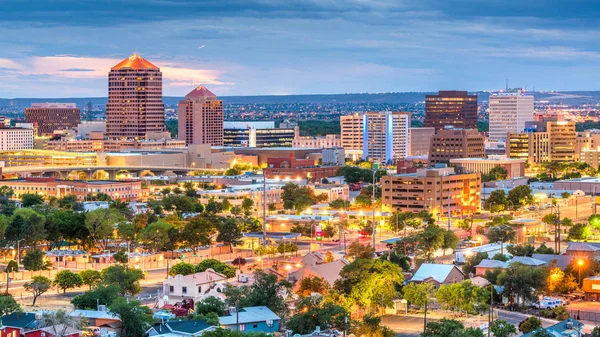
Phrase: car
[
  {"left": 532, "top": 299, "right": 557, "bottom": 310},
  {"left": 527, "top": 206, "right": 537, "bottom": 211}
]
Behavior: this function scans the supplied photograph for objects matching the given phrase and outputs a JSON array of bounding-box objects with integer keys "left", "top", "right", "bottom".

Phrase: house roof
[
  {"left": 219, "top": 306, "right": 280, "bottom": 325},
  {"left": 290, "top": 259, "right": 349, "bottom": 285},
  {"left": 167, "top": 320, "right": 213, "bottom": 334},
  {"left": 531, "top": 254, "right": 574, "bottom": 269},
  {"left": 69, "top": 310, "right": 120, "bottom": 321},
  {"left": 411, "top": 263, "right": 464, "bottom": 283},
  {"left": 39, "top": 324, "right": 81, "bottom": 336},
  {"left": 111, "top": 52, "right": 159, "bottom": 71},
  {"left": 185, "top": 85, "right": 216, "bottom": 99},
  {"left": 0, "top": 312, "right": 37, "bottom": 329},
  {"left": 475, "top": 259, "right": 508, "bottom": 269},
  {"left": 522, "top": 318, "right": 583, "bottom": 337},
  {"left": 165, "top": 269, "right": 228, "bottom": 285},
  {"left": 470, "top": 276, "right": 490, "bottom": 287},
  {"left": 567, "top": 242, "right": 600, "bottom": 252},
  {"left": 508, "top": 256, "right": 547, "bottom": 266}
]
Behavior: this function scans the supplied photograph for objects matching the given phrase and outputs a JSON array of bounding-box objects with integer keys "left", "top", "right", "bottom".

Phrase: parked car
[{"left": 532, "top": 299, "right": 558, "bottom": 310}]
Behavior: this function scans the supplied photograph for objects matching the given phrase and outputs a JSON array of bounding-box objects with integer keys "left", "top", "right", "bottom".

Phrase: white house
[{"left": 162, "top": 269, "right": 228, "bottom": 305}]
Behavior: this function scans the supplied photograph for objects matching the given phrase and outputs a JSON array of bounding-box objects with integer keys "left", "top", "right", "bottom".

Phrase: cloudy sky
[{"left": 2, "top": 0, "right": 600, "bottom": 98}]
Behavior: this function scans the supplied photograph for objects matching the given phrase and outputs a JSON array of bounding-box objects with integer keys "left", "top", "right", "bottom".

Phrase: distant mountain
[{"left": 2, "top": 91, "right": 600, "bottom": 108}]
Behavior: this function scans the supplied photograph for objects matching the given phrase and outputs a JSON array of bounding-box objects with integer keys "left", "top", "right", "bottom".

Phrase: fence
[{"left": 569, "top": 309, "right": 600, "bottom": 323}]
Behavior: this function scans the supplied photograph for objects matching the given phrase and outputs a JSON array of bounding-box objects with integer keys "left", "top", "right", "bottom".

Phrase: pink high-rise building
[{"left": 178, "top": 85, "right": 224, "bottom": 146}]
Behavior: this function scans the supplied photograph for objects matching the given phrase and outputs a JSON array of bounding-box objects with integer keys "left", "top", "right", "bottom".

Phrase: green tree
[
  {"left": 4, "top": 260, "right": 18, "bottom": 293},
  {"left": 24, "top": 275, "right": 52, "bottom": 306},
  {"left": 221, "top": 198, "right": 232, "bottom": 211},
  {"left": 490, "top": 319, "right": 516, "bottom": 337},
  {"left": 287, "top": 296, "right": 347, "bottom": 334},
  {"left": 196, "top": 259, "right": 237, "bottom": 278},
  {"left": 241, "top": 197, "right": 254, "bottom": 213},
  {"left": 0, "top": 295, "right": 20, "bottom": 317},
  {"left": 39, "top": 310, "right": 86, "bottom": 337},
  {"left": 58, "top": 194, "right": 82, "bottom": 211},
  {"left": 112, "top": 249, "right": 129, "bottom": 264},
  {"left": 568, "top": 223, "right": 591, "bottom": 240},
  {"left": 417, "top": 224, "right": 445, "bottom": 260},
  {"left": 79, "top": 269, "right": 102, "bottom": 290},
  {"left": 347, "top": 240, "right": 375, "bottom": 259},
  {"left": 485, "top": 225, "right": 515, "bottom": 256},
  {"left": 223, "top": 270, "right": 290, "bottom": 318},
  {"left": 54, "top": 270, "right": 83, "bottom": 293},
  {"left": 85, "top": 208, "right": 125, "bottom": 251},
  {"left": 484, "top": 190, "right": 507, "bottom": 213},
  {"left": 507, "top": 185, "right": 533, "bottom": 208},
  {"left": 196, "top": 297, "right": 227, "bottom": 315},
  {"left": 498, "top": 263, "right": 547, "bottom": 307},
  {"left": 109, "top": 298, "right": 153, "bottom": 337},
  {"left": 442, "top": 230, "right": 459, "bottom": 255},
  {"left": 23, "top": 249, "right": 50, "bottom": 271},
  {"left": 507, "top": 244, "right": 535, "bottom": 257},
  {"left": 296, "top": 276, "right": 330, "bottom": 297},
  {"left": 101, "top": 265, "right": 145, "bottom": 296},
  {"left": 281, "top": 183, "right": 319, "bottom": 212},
  {"left": 329, "top": 199, "right": 347, "bottom": 210},
  {"left": 482, "top": 166, "right": 508, "bottom": 182},
  {"left": 169, "top": 262, "right": 196, "bottom": 276},
  {"left": 182, "top": 215, "right": 214, "bottom": 253},
  {"left": 20, "top": 193, "right": 44, "bottom": 207},
  {"left": 71, "top": 284, "right": 120, "bottom": 309},
  {"left": 217, "top": 217, "right": 243, "bottom": 253},
  {"left": 277, "top": 242, "right": 298, "bottom": 257},
  {"left": 518, "top": 317, "right": 542, "bottom": 333},
  {"left": 139, "top": 220, "right": 173, "bottom": 252},
  {"left": 421, "top": 319, "right": 465, "bottom": 337}
]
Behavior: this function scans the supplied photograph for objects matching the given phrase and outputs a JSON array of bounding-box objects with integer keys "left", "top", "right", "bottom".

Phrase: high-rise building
[
  {"left": 223, "top": 121, "right": 294, "bottom": 148},
  {"left": 424, "top": 91, "right": 478, "bottom": 131},
  {"left": 488, "top": 90, "right": 534, "bottom": 142},
  {"left": 106, "top": 53, "right": 165, "bottom": 139},
  {"left": 428, "top": 127, "right": 485, "bottom": 165},
  {"left": 381, "top": 166, "right": 481, "bottom": 217},
  {"left": 506, "top": 120, "right": 575, "bottom": 163},
  {"left": 25, "top": 103, "right": 80, "bottom": 136},
  {"left": 547, "top": 121, "right": 576, "bottom": 162},
  {"left": 178, "top": 85, "right": 224, "bottom": 146},
  {"left": 0, "top": 126, "right": 34, "bottom": 150},
  {"left": 409, "top": 127, "right": 436, "bottom": 156},
  {"left": 362, "top": 111, "right": 410, "bottom": 164},
  {"left": 340, "top": 114, "right": 364, "bottom": 160}
]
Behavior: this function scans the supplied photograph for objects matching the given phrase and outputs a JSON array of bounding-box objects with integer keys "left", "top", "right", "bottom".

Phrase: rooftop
[
  {"left": 111, "top": 52, "right": 159, "bottom": 71},
  {"left": 411, "top": 263, "right": 463, "bottom": 283},
  {"left": 185, "top": 85, "right": 217, "bottom": 99},
  {"left": 167, "top": 320, "right": 213, "bottom": 334},
  {"left": 219, "top": 306, "right": 280, "bottom": 325}
]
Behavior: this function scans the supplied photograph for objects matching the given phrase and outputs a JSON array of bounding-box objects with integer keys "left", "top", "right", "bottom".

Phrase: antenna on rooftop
[{"left": 505, "top": 79, "right": 508, "bottom": 91}]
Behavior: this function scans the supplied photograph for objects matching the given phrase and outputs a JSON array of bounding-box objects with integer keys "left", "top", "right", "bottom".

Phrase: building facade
[
  {"left": 424, "top": 91, "right": 478, "bottom": 131},
  {"left": 381, "top": 166, "right": 481, "bottom": 217},
  {"left": 488, "top": 90, "right": 534, "bottom": 142},
  {"left": 106, "top": 53, "right": 165, "bottom": 139},
  {"left": 449, "top": 155, "right": 526, "bottom": 179},
  {"left": 340, "top": 114, "right": 363, "bottom": 159},
  {"left": 428, "top": 128, "right": 485, "bottom": 165},
  {"left": 548, "top": 121, "right": 576, "bottom": 162},
  {"left": 46, "top": 138, "right": 185, "bottom": 152},
  {"left": 506, "top": 120, "right": 575, "bottom": 163},
  {"left": 293, "top": 134, "right": 341, "bottom": 148},
  {"left": 224, "top": 121, "right": 294, "bottom": 148},
  {"left": 0, "top": 177, "right": 142, "bottom": 200},
  {"left": 25, "top": 103, "right": 80, "bottom": 136},
  {"left": 409, "top": 127, "right": 436, "bottom": 156},
  {"left": 0, "top": 127, "right": 34, "bottom": 150},
  {"left": 178, "top": 85, "right": 224, "bottom": 146},
  {"left": 362, "top": 111, "right": 410, "bottom": 164}
]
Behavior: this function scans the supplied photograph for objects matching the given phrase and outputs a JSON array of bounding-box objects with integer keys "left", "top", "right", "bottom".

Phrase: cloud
[{"left": 59, "top": 68, "right": 96, "bottom": 72}]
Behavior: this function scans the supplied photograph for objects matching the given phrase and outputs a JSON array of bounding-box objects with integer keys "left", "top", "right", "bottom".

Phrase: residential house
[
  {"left": 219, "top": 306, "right": 280, "bottom": 333},
  {"left": 147, "top": 320, "right": 216, "bottom": 337},
  {"left": 508, "top": 256, "right": 547, "bottom": 267},
  {"left": 522, "top": 318, "right": 583, "bottom": 337},
  {"left": 0, "top": 313, "right": 81, "bottom": 337},
  {"left": 410, "top": 263, "right": 465, "bottom": 287},
  {"left": 566, "top": 242, "right": 600, "bottom": 260},
  {"left": 532, "top": 254, "right": 574, "bottom": 269},
  {"left": 162, "top": 269, "right": 228, "bottom": 305},
  {"left": 289, "top": 258, "right": 349, "bottom": 287},
  {"left": 473, "top": 259, "right": 508, "bottom": 276},
  {"left": 70, "top": 309, "right": 121, "bottom": 335}
]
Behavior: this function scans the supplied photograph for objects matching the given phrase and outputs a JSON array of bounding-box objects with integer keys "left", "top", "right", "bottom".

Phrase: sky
[{"left": 2, "top": 0, "right": 600, "bottom": 98}]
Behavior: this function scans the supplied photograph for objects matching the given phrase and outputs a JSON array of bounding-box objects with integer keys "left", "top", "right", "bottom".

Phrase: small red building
[{"left": 0, "top": 312, "right": 81, "bottom": 337}]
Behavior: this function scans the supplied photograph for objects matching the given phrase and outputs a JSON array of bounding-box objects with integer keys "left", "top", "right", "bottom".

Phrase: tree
[
  {"left": 535, "top": 243, "right": 554, "bottom": 254},
  {"left": 497, "top": 263, "right": 547, "bottom": 308},
  {"left": 347, "top": 240, "right": 374, "bottom": 259},
  {"left": 205, "top": 198, "right": 223, "bottom": 214},
  {"left": 109, "top": 199, "right": 134, "bottom": 220},
  {"left": 139, "top": 220, "right": 172, "bottom": 252},
  {"left": 71, "top": 284, "right": 120, "bottom": 309},
  {"left": 485, "top": 225, "right": 515, "bottom": 256},
  {"left": 85, "top": 208, "right": 125, "bottom": 251},
  {"left": 403, "top": 282, "right": 435, "bottom": 311},
  {"left": 507, "top": 185, "right": 533, "bottom": 208},
  {"left": 182, "top": 215, "right": 214, "bottom": 252},
  {"left": 277, "top": 242, "right": 298, "bottom": 257},
  {"left": 0, "top": 186, "right": 15, "bottom": 214},
  {"left": 54, "top": 270, "right": 83, "bottom": 293},
  {"left": 202, "top": 328, "right": 272, "bottom": 337},
  {"left": 196, "top": 296, "right": 226, "bottom": 315},
  {"left": 442, "top": 230, "right": 459, "bottom": 255},
  {"left": 490, "top": 320, "right": 516, "bottom": 337},
  {"left": 482, "top": 166, "right": 508, "bottom": 182},
  {"left": 329, "top": 199, "right": 347, "bottom": 210},
  {"left": 591, "top": 326, "right": 600, "bottom": 337},
  {"left": 421, "top": 319, "right": 466, "bottom": 337},
  {"left": 20, "top": 193, "right": 44, "bottom": 207},
  {"left": 568, "top": 223, "right": 591, "bottom": 240},
  {"left": 547, "top": 267, "right": 578, "bottom": 294},
  {"left": 109, "top": 298, "right": 153, "bottom": 337},
  {"left": 417, "top": 224, "right": 445, "bottom": 260},
  {"left": 222, "top": 198, "right": 232, "bottom": 211},
  {"left": 23, "top": 249, "right": 50, "bottom": 271},
  {"left": 39, "top": 310, "right": 86, "bottom": 337},
  {"left": 196, "top": 259, "right": 237, "bottom": 278},
  {"left": 79, "top": 269, "right": 102, "bottom": 290},
  {"left": 4, "top": 260, "right": 18, "bottom": 293},
  {"left": 484, "top": 190, "right": 507, "bottom": 213},
  {"left": 113, "top": 249, "right": 129, "bottom": 264},
  {"left": 287, "top": 296, "right": 347, "bottom": 334},
  {"left": 101, "top": 265, "right": 145, "bottom": 296},
  {"left": 223, "top": 270, "right": 290, "bottom": 318},
  {"left": 241, "top": 197, "right": 254, "bottom": 213},
  {"left": 518, "top": 317, "right": 542, "bottom": 333},
  {"left": 169, "top": 262, "right": 196, "bottom": 276},
  {"left": 296, "top": 276, "right": 330, "bottom": 297},
  {"left": 24, "top": 275, "right": 52, "bottom": 306},
  {"left": 217, "top": 217, "right": 243, "bottom": 253},
  {"left": 0, "top": 295, "right": 20, "bottom": 317},
  {"left": 58, "top": 194, "right": 82, "bottom": 211},
  {"left": 507, "top": 244, "right": 535, "bottom": 257},
  {"left": 352, "top": 313, "right": 394, "bottom": 337},
  {"left": 281, "top": 183, "right": 319, "bottom": 212}
]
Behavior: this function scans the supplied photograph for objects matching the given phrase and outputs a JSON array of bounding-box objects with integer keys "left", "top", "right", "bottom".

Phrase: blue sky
[{"left": 2, "top": 0, "right": 600, "bottom": 98}]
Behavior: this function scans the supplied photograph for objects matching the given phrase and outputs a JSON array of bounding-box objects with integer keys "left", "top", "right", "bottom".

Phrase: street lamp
[{"left": 578, "top": 259, "right": 584, "bottom": 285}]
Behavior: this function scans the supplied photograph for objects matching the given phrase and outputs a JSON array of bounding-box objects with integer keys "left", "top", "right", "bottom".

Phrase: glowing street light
[{"left": 578, "top": 259, "right": 585, "bottom": 285}]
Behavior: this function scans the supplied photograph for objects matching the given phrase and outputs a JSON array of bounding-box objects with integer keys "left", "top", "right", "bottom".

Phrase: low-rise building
[
  {"left": 0, "top": 312, "right": 81, "bottom": 337},
  {"left": 410, "top": 263, "right": 465, "bottom": 288},
  {"left": 449, "top": 155, "right": 525, "bottom": 179},
  {"left": 522, "top": 318, "right": 583, "bottom": 337},
  {"left": 293, "top": 134, "right": 341, "bottom": 149},
  {"left": 381, "top": 166, "right": 481, "bottom": 217},
  {"left": 162, "top": 269, "right": 228, "bottom": 305},
  {"left": 0, "top": 177, "right": 142, "bottom": 200},
  {"left": 311, "top": 184, "right": 350, "bottom": 202},
  {"left": 219, "top": 306, "right": 280, "bottom": 333},
  {"left": 148, "top": 320, "right": 216, "bottom": 337}
]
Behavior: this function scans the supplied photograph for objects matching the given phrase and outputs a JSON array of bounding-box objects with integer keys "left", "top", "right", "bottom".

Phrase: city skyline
[{"left": 3, "top": 1, "right": 600, "bottom": 98}]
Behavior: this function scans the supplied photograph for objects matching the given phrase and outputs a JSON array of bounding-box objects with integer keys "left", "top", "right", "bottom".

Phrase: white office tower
[
  {"left": 362, "top": 111, "right": 410, "bottom": 164},
  {"left": 488, "top": 89, "right": 534, "bottom": 142}
]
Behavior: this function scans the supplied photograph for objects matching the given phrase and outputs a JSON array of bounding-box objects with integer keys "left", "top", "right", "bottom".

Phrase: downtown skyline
[{"left": 2, "top": 0, "right": 600, "bottom": 98}]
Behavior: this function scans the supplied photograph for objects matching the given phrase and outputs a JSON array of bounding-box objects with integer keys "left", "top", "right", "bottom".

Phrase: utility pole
[
  {"left": 262, "top": 170, "right": 268, "bottom": 246},
  {"left": 447, "top": 185, "right": 451, "bottom": 230},
  {"left": 372, "top": 166, "right": 377, "bottom": 249},
  {"left": 554, "top": 204, "right": 561, "bottom": 254},
  {"left": 488, "top": 283, "right": 493, "bottom": 337}
]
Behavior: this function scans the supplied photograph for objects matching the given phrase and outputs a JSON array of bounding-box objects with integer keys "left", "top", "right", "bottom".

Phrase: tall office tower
[
  {"left": 547, "top": 120, "right": 576, "bottom": 162},
  {"left": 507, "top": 120, "right": 575, "bottom": 163},
  {"left": 106, "top": 53, "right": 165, "bottom": 139},
  {"left": 340, "top": 113, "right": 364, "bottom": 160},
  {"left": 178, "top": 85, "right": 224, "bottom": 146},
  {"left": 25, "top": 103, "right": 80, "bottom": 136},
  {"left": 424, "top": 91, "right": 478, "bottom": 131},
  {"left": 408, "top": 127, "right": 436, "bottom": 156},
  {"left": 428, "top": 127, "right": 485, "bottom": 165},
  {"left": 488, "top": 89, "right": 534, "bottom": 142},
  {"left": 362, "top": 111, "right": 410, "bottom": 164}
]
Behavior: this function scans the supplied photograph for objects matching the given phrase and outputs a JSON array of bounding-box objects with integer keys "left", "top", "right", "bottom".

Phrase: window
[
  {"left": 253, "top": 324, "right": 258, "bottom": 329},
  {"left": 169, "top": 286, "right": 174, "bottom": 293},
  {"left": 239, "top": 324, "right": 246, "bottom": 331},
  {"left": 182, "top": 286, "right": 187, "bottom": 294}
]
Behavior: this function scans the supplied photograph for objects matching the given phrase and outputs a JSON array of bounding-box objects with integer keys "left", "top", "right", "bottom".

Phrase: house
[
  {"left": 532, "top": 254, "right": 573, "bottom": 269},
  {"left": 288, "top": 258, "right": 349, "bottom": 287},
  {"left": 70, "top": 309, "right": 121, "bottom": 335},
  {"left": 26, "top": 324, "right": 81, "bottom": 337},
  {"left": 455, "top": 243, "right": 512, "bottom": 264},
  {"left": 566, "top": 242, "right": 600, "bottom": 260},
  {"left": 219, "top": 306, "right": 280, "bottom": 333},
  {"left": 473, "top": 259, "right": 508, "bottom": 276},
  {"left": 410, "top": 263, "right": 465, "bottom": 287},
  {"left": 162, "top": 269, "right": 228, "bottom": 305},
  {"left": 508, "top": 256, "right": 547, "bottom": 267},
  {"left": 469, "top": 276, "right": 490, "bottom": 287},
  {"left": 147, "top": 320, "right": 216, "bottom": 337},
  {"left": 522, "top": 318, "right": 583, "bottom": 337},
  {"left": 0, "top": 313, "right": 39, "bottom": 337}
]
